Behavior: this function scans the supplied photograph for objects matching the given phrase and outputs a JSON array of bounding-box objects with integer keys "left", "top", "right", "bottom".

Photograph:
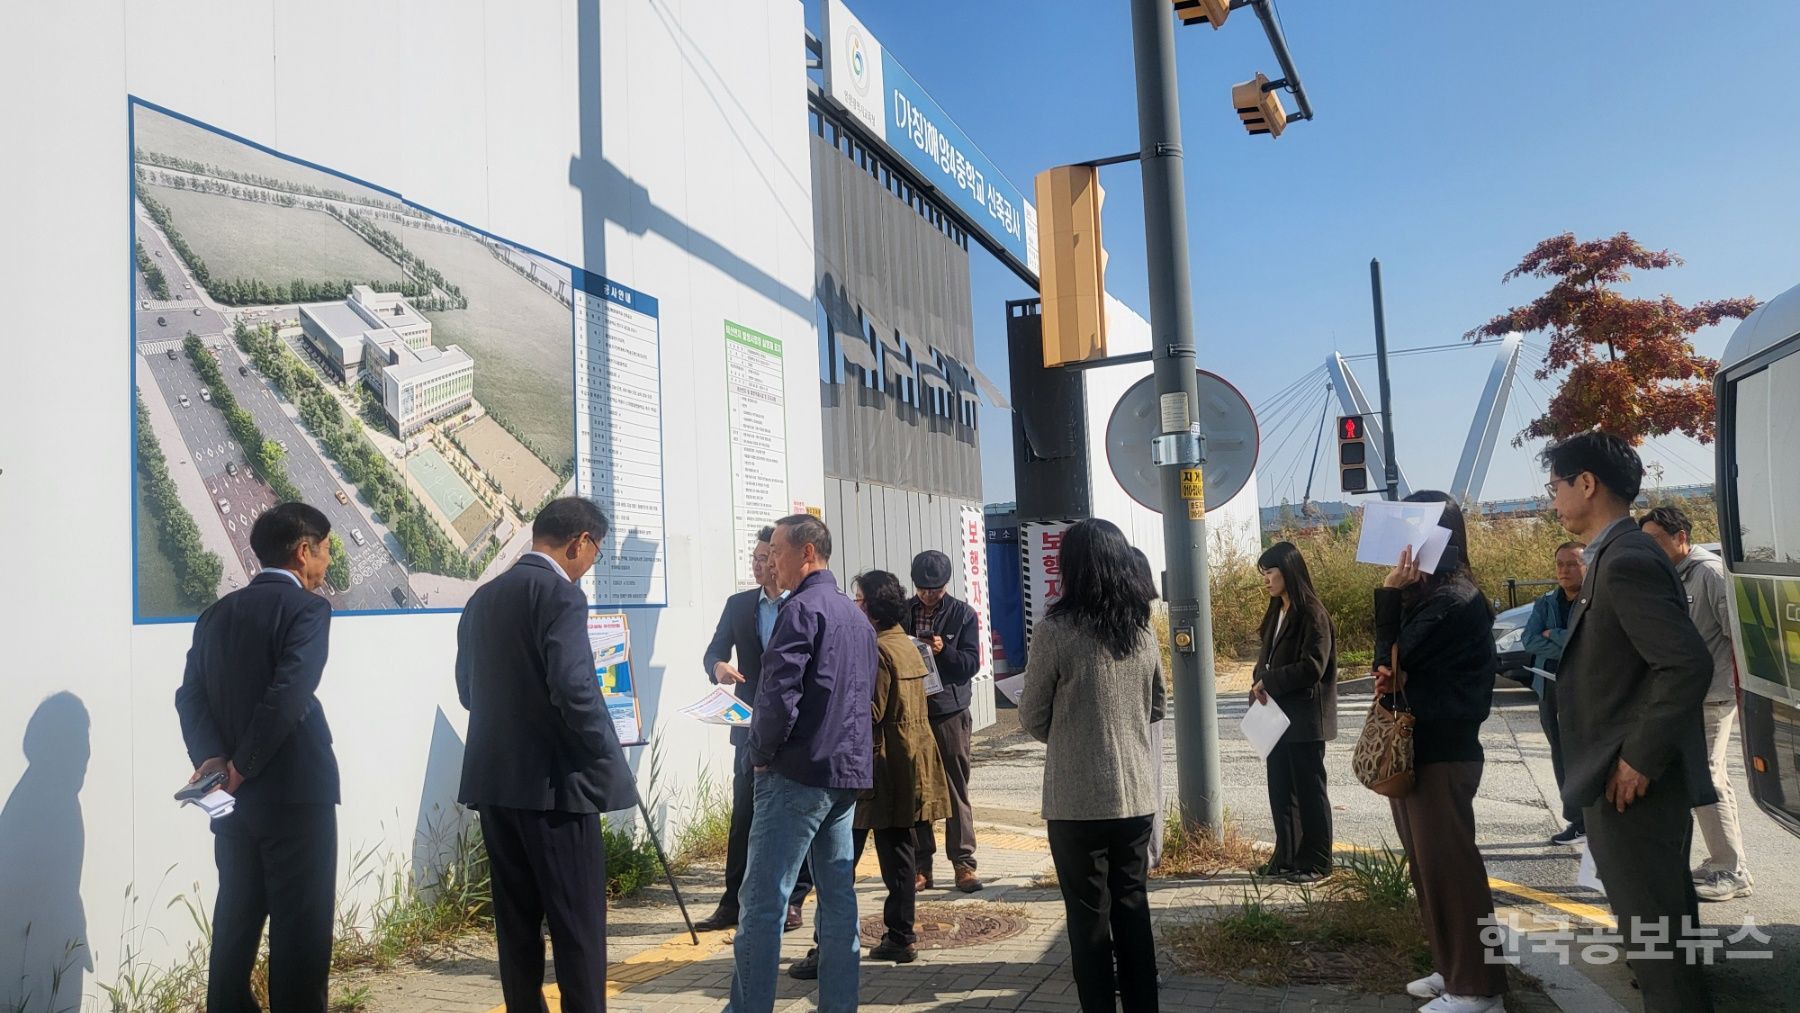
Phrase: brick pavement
[{"left": 356, "top": 825, "right": 1505, "bottom": 1013}]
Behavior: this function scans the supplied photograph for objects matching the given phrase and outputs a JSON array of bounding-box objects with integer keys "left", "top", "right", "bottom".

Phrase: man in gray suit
[
  {"left": 1542, "top": 432, "right": 1716, "bottom": 1013},
  {"left": 457, "top": 497, "right": 638, "bottom": 1013}
]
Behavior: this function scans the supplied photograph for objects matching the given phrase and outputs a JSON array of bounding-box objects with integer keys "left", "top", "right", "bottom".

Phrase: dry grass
[
  {"left": 1154, "top": 813, "right": 1268, "bottom": 879},
  {"left": 1161, "top": 847, "right": 1429, "bottom": 993}
]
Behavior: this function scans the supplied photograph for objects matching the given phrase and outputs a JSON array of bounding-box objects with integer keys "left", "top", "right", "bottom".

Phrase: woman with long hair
[
  {"left": 1372, "top": 492, "right": 1506, "bottom": 1012},
  {"left": 1249, "top": 540, "right": 1338, "bottom": 882},
  {"left": 1019, "top": 519, "right": 1165, "bottom": 1012}
]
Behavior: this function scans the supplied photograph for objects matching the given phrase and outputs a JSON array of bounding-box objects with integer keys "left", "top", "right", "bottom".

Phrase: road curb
[{"left": 1504, "top": 925, "right": 1634, "bottom": 1013}]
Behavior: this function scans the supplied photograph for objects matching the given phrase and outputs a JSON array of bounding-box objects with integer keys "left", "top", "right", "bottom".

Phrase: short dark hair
[
  {"left": 1555, "top": 540, "right": 1587, "bottom": 556},
  {"left": 853, "top": 570, "right": 909, "bottom": 630},
  {"left": 1540, "top": 431, "right": 1644, "bottom": 505},
  {"left": 775, "top": 513, "right": 832, "bottom": 561},
  {"left": 756, "top": 525, "right": 775, "bottom": 544},
  {"left": 251, "top": 502, "right": 331, "bottom": 568},
  {"left": 1639, "top": 505, "right": 1693, "bottom": 538},
  {"left": 533, "top": 497, "right": 609, "bottom": 545}
]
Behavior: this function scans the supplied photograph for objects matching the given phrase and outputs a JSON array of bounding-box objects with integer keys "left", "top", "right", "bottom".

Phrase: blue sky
[{"left": 802, "top": 0, "right": 1800, "bottom": 506}]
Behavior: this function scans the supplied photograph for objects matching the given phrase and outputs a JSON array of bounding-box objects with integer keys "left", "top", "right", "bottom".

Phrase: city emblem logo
[{"left": 847, "top": 27, "right": 871, "bottom": 95}]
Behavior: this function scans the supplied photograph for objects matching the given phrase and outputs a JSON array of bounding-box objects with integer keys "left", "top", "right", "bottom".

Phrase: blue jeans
[{"left": 726, "top": 770, "right": 861, "bottom": 1013}]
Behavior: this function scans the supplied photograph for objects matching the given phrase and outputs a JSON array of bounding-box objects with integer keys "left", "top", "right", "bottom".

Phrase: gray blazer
[
  {"left": 1018, "top": 615, "right": 1166, "bottom": 821},
  {"left": 1557, "top": 522, "right": 1717, "bottom": 814}
]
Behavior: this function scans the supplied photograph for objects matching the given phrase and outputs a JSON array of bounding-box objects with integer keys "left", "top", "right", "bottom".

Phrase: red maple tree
[{"left": 1465, "top": 232, "right": 1758, "bottom": 445}]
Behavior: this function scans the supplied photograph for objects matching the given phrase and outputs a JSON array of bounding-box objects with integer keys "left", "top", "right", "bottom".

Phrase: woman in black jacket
[
  {"left": 1372, "top": 491, "right": 1506, "bottom": 1013},
  {"left": 1249, "top": 541, "right": 1338, "bottom": 882}
]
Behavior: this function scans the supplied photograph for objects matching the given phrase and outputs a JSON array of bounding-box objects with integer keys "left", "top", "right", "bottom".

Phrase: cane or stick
[{"left": 637, "top": 797, "right": 699, "bottom": 945}]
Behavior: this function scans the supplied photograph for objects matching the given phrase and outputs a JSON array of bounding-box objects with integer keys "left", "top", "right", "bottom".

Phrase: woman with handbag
[
  {"left": 1020, "top": 519, "right": 1165, "bottom": 1013},
  {"left": 1248, "top": 540, "right": 1338, "bottom": 883},
  {"left": 1370, "top": 491, "right": 1506, "bottom": 1013}
]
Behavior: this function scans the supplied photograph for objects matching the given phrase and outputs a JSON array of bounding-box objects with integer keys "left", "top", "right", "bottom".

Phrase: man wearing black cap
[{"left": 908, "top": 549, "right": 985, "bottom": 893}]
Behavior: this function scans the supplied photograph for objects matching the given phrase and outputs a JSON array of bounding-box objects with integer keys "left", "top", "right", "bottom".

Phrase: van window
[{"left": 1730, "top": 349, "right": 1800, "bottom": 570}]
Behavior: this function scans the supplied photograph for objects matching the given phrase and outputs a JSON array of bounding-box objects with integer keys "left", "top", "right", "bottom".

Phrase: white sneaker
[
  {"left": 1406, "top": 972, "right": 1446, "bottom": 998},
  {"left": 1691, "top": 864, "right": 1715, "bottom": 884},
  {"left": 1419, "top": 994, "right": 1504, "bottom": 1013},
  {"left": 1695, "top": 869, "right": 1754, "bottom": 902}
]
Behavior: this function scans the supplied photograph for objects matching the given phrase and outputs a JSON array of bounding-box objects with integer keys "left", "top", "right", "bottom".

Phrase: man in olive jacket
[
  {"left": 907, "top": 550, "right": 984, "bottom": 893},
  {"left": 1543, "top": 433, "right": 1716, "bottom": 1013}
]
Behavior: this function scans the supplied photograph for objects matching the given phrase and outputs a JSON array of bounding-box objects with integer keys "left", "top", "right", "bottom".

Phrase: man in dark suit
[
  {"left": 907, "top": 550, "right": 985, "bottom": 893},
  {"left": 176, "top": 502, "right": 339, "bottom": 1013},
  {"left": 695, "top": 526, "right": 811, "bottom": 932},
  {"left": 1543, "top": 432, "right": 1717, "bottom": 1013},
  {"left": 457, "top": 497, "right": 638, "bottom": 1013}
]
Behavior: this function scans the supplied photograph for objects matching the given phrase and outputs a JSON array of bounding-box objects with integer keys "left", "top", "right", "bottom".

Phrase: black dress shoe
[
  {"left": 1253, "top": 861, "right": 1294, "bottom": 878},
  {"left": 868, "top": 939, "right": 918, "bottom": 963},
  {"left": 789, "top": 948, "right": 819, "bottom": 980},
  {"left": 694, "top": 909, "right": 738, "bottom": 932},
  {"left": 784, "top": 903, "right": 804, "bottom": 932}
]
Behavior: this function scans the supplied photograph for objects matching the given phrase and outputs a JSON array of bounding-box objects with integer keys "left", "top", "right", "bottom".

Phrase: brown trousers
[{"left": 1390, "top": 761, "right": 1507, "bottom": 998}]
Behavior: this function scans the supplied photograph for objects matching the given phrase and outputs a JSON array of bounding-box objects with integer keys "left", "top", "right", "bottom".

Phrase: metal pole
[
  {"left": 637, "top": 797, "right": 700, "bottom": 944},
  {"left": 1370, "top": 258, "right": 1399, "bottom": 501},
  {"left": 1130, "top": 0, "right": 1221, "bottom": 837}
]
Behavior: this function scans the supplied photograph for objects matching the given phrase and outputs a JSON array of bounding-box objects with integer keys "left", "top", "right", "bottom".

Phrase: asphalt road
[
  {"left": 133, "top": 209, "right": 228, "bottom": 343},
  {"left": 974, "top": 683, "right": 1799, "bottom": 1010}
]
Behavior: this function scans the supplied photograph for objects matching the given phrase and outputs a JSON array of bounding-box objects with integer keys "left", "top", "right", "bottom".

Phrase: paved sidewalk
[{"left": 358, "top": 823, "right": 1559, "bottom": 1013}]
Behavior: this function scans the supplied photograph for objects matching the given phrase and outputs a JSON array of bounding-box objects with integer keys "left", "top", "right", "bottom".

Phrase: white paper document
[
  {"left": 995, "top": 673, "right": 1025, "bottom": 705},
  {"left": 1413, "top": 523, "right": 1454, "bottom": 574},
  {"left": 1577, "top": 843, "right": 1605, "bottom": 893},
  {"left": 1356, "top": 499, "right": 1447, "bottom": 568},
  {"left": 680, "top": 686, "right": 753, "bottom": 726},
  {"left": 1239, "top": 698, "right": 1292, "bottom": 761},
  {"left": 183, "top": 789, "right": 236, "bottom": 821}
]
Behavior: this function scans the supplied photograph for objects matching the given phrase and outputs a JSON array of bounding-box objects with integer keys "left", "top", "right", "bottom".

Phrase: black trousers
[
  {"left": 208, "top": 803, "right": 337, "bottom": 1013},
  {"left": 1046, "top": 815, "right": 1158, "bottom": 1013},
  {"left": 1585, "top": 781, "right": 1714, "bottom": 1013},
  {"left": 916, "top": 709, "right": 977, "bottom": 872},
  {"left": 853, "top": 825, "right": 921, "bottom": 945},
  {"left": 721, "top": 745, "right": 812, "bottom": 913},
  {"left": 1265, "top": 739, "right": 1333, "bottom": 874},
  {"left": 1536, "top": 681, "right": 1583, "bottom": 827},
  {"left": 480, "top": 806, "right": 609, "bottom": 1013}
]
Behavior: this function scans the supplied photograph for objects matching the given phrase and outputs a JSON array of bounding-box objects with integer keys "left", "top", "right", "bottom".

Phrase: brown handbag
[{"left": 1352, "top": 644, "right": 1415, "bottom": 798}]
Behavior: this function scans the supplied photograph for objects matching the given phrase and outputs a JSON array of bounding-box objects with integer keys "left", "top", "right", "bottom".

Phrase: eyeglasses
[{"left": 1543, "top": 474, "right": 1574, "bottom": 497}]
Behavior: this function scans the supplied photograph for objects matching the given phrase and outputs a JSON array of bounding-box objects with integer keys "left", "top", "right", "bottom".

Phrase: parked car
[
  {"left": 1491, "top": 603, "right": 1535, "bottom": 688},
  {"left": 390, "top": 586, "right": 408, "bottom": 607},
  {"left": 225, "top": 461, "right": 238, "bottom": 477},
  {"left": 165, "top": 348, "right": 177, "bottom": 360},
  {"left": 335, "top": 489, "right": 350, "bottom": 505},
  {"left": 350, "top": 528, "right": 366, "bottom": 547}
]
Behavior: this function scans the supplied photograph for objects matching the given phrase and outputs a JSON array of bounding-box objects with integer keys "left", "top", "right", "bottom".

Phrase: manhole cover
[{"left": 859, "top": 902, "right": 1028, "bottom": 950}]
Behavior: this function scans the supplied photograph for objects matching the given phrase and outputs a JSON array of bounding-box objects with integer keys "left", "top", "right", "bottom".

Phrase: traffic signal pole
[
  {"left": 1370, "top": 258, "right": 1399, "bottom": 500},
  {"left": 1130, "top": 0, "right": 1222, "bottom": 837}
]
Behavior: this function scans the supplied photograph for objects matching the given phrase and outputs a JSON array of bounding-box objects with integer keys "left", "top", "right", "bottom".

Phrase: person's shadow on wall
[{"left": 0, "top": 693, "right": 92, "bottom": 1013}]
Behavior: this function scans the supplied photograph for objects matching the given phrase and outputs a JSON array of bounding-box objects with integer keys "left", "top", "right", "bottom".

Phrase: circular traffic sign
[{"left": 1105, "top": 369, "right": 1259, "bottom": 512}]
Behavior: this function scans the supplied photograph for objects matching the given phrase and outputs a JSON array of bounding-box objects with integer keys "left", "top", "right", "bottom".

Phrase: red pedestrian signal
[{"left": 1337, "top": 415, "right": 1368, "bottom": 494}]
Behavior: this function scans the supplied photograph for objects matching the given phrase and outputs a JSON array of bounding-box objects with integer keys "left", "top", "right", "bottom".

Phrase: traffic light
[
  {"left": 1337, "top": 415, "right": 1368, "bottom": 494},
  {"left": 1173, "top": 0, "right": 1231, "bottom": 29},
  {"left": 1034, "top": 164, "right": 1108, "bottom": 367},
  {"left": 1232, "top": 73, "right": 1289, "bottom": 138}
]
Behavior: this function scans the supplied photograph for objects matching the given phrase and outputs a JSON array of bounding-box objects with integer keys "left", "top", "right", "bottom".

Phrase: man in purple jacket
[{"left": 726, "top": 514, "right": 876, "bottom": 1013}]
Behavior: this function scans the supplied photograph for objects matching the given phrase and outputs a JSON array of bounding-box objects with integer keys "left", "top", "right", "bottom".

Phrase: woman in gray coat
[{"left": 1020, "top": 518, "right": 1166, "bottom": 1013}]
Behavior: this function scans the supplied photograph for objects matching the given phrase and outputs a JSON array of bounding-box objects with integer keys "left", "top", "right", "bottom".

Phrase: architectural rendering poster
[{"left": 129, "top": 99, "right": 666, "bottom": 621}]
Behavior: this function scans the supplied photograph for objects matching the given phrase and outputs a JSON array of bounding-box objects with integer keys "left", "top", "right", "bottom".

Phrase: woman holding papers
[
  {"left": 1248, "top": 540, "right": 1338, "bottom": 883},
  {"left": 1019, "top": 519, "right": 1166, "bottom": 1013},
  {"left": 1371, "top": 491, "right": 1506, "bottom": 1013}
]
